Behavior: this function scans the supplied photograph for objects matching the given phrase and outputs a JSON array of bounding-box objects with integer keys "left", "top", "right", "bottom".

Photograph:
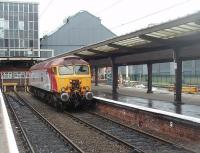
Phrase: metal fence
[{"left": 122, "top": 74, "right": 200, "bottom": 86}]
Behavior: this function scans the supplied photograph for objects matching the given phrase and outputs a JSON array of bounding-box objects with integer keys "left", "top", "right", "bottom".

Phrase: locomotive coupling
[
  {"left": 61, "top": 92, "right": 69, "bottom": 102},
  {"left": 85, "top": 92, "right": 93, "bottom": 100}
]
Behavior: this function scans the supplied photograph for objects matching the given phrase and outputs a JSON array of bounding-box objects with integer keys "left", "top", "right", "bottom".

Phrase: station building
[
  {"left": 0, "top": 1, "right": 53, "bottom": 90},
  {"left": 40, "top": 11, "right": 116, "bottom": 81},
  {"left": 40, "top": 11, "right": 116, "bottom": 55}
]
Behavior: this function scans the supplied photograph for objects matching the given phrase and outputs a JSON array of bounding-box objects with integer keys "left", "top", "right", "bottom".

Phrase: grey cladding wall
[{"left": 41, "top": 11, "right": 115, "bottom": 55}]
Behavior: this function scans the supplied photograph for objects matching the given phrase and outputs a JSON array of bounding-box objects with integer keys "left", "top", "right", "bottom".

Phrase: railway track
[
  {"left": 66, "top": 111, "right": 195, "bottom": 153},
  {"left": 19, "top": 92, "right": 134, "bottom": 153},
  {"left": 4, "top": 92, "right": 84, "bottom": 153},
  {"left": 16, "top": 92, "right": 196, "bottom": 153}
]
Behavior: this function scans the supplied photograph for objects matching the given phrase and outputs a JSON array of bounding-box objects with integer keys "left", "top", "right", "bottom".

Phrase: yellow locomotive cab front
[{"left": 53, "top": 64, "right": 93, "bottom": 104}]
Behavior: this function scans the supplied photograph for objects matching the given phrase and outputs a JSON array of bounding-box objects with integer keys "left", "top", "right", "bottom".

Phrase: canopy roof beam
[
  {"left": 108, "top": 43, "right": 132, "bottom": 50},
  {"left": 87, "top": 49, "right": 105, "bottom": 55},
  {"left": 139, "top": 34, "right": 167, "bottom": 45},
  {"left": 73, "top": 53, "right": 88, "bottom": 58}
]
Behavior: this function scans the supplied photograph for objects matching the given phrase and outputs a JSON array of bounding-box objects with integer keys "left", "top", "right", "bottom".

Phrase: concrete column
[
  {"left": 147, "top": 63, "right": 153, "bottom": 93},
  {"left": 94, "top": 67, "right": 98, "bottom": 86},
  {"left": 174, "top": 49, "right": 182, "bottom": 102},
  {"left": 111, "top": 57, "right": 118, "bottom": 94}
]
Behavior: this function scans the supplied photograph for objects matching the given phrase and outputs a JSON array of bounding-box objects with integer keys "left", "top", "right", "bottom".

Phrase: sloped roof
[{"left": 45, "top": 11, "right": 200, "bottom": 64}]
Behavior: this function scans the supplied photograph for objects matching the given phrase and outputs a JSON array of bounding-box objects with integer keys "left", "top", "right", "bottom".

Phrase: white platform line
[
  {"left": 94, "top": 96, "right": 200, "bottom": 124},
  {"left": 0, "top": 90, "right": 19, "bottom": 153}
]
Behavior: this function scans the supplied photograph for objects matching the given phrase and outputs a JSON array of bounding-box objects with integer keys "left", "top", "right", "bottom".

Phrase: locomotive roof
[{"left": 30, "top": 56, "right": 89, "bottom": 70}]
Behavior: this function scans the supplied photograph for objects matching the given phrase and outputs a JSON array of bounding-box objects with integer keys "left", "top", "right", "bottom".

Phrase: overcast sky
[{"left": 30, "top": 0, "right": 200, "bottom": 37}]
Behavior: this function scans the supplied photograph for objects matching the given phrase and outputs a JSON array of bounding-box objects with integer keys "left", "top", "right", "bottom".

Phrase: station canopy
[{"left": 49, "top": 11, "right": 200, "bottom": 65}]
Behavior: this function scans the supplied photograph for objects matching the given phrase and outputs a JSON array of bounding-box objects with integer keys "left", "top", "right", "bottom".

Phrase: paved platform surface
[
  {"left": 0, "top": 105, "right": 9, "bottom": 153},
  {"left": 0, "top": 90, "right": 19, "bottom": 153},
  {"left": 93, "top": 84, "right": 200, "bottom": 118}
]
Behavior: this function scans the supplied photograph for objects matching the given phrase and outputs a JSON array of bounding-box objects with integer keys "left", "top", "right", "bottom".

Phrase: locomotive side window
[
  {"left": 59, "top": 65, "right": 73, "bottom": 75},
  {"left": 75, "top": 65, "right": 89, "bottom": 75}
]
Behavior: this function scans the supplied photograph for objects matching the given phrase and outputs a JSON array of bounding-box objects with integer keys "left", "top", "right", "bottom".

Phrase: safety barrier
[{"left": 168, "top": 86, "right": 198, "bottom": 94}]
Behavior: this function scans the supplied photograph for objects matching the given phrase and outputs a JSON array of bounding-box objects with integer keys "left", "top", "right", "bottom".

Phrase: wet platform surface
[{"left": 93, "top": 86, "right": 200, "bottom": 119}]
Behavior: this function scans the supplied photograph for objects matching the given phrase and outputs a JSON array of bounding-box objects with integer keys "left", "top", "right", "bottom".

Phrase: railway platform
[
  {"left": 0, "top": 89, "right": 19, "bottom": 153},
  {"left": 92, "top": 84, "right": 200, "bottom": 118}
]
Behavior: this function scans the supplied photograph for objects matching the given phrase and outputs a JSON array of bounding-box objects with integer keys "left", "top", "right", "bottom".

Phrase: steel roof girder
[{"left": 87, "top": 49, "right": 106, "bottom": 55}]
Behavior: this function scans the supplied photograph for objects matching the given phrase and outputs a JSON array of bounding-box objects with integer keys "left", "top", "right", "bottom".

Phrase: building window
[
  {"left": 4, "top": 30, "right": 9, "bottom": 38},
  {"left": 33, "top": 51, "right": 38, "bottom": 56},
  {"left": 29, "top": 22, "right": 33, "bottom": 30},
  {"left": 14, "top": 21, "right": 18, "bottom": 29},
  {"left": 29, "top": 13, "right": 33, "bottom": 21},
  {"left": 9, "top": 3, "right": 14, "bottom": 12},
  {"left": 14, "top": 3, "right": 18, "bottom": 12},
  {"left": 15, "top": 51, "right": 19, "bottom": 56},
  {"left": 29, "top": 4, "right": 33, "bottom": 12},
  {"left": 9, "top": 20, "right": 14, "bottom": 29},
  {"left": 34, "top": 31, "right": 38, "bottom": 39},
  {"left": 0, "top": 20, "right": 4, "bottom": 39},
  {"left": 5, "top": 39, "right": 8, "bottom": 47},
  {"left": 20, "top": 51, "right": 24, "bottom": 56},
  {"left": 19, "top": 12, "right": 23, "bottom": 21},
  {"left": 10, "top": 39, "right": 14, "bottom": 47},
  {"left": 29, "top": 30, "right": 33, "bottom": 38},
  {"left": 0, "top": 39, "right": 3, "bottom": 47},
  {"left": 19, "top": 21, "right": 24, "bottom": 30},
  {"left": 33, "top": 5, "right": 38, "bottom": 12},
  {"left": 9, "top": 12, "right": 14, "bottom": 20},
  {"left": 24, "top": 40, "right": 28, "bottom": 48},
  {"left": 33, "top": 40, "right": 38, "bottom": 48},
  {"left": 10, "top": 51, "right": 14, "bottom": 56},
  {"left": 24, "top": 4, "right": 28, "bottom": 12},
  {"left": 0, "top": 3, "right": 3, "bottom": 11},
  {"left": 24, "top": 13, "right": 28, "bottom": 21},
  {"left": 34, "top": 13, "right": 38, "bottom": 21},
  {"left": 20, "top": 39, "right": 24, "bottom": 48},
  {"left": 19, "top": 4, "right": 23, "bottom": 12},
  {"left": 15, "top": 39, "right": 19, "bottom": 47},
  {"left": 4, "top": 3, "right": 8, "bottom": 11},
  {"left": 34, "top": 22, "right": 38, "bottom": 30},
  {"left": 29, "top": 40, "right": 33, "bottom": 47},
  {"left": 14, "top": 30, "right": 18, "bottom": 38},
  {"left": 4, "top": 20, "right": 9, "bottom": 30},
  {"left": 0, "top": 12, "right": 3, "bottom": 18},
  {"left": 4, "top": 11, "right": 8, "bottom": 20},
  {"left": 14, "top": 13, "right": 18, "bottom": 20}
]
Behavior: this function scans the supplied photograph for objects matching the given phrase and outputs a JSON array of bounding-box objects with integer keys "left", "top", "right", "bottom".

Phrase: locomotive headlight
[
  {"left": 61, "top": 87, "right": 65, "bottom": 92},
  {"left": 61, "top": 92, "right": 69, "bottom": 102},
  {"left": 85, "top": 92, "right": 93, "bottom": 100},
  {"left": 85, "top": 86, "right": 90, "bottom": 91}
]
